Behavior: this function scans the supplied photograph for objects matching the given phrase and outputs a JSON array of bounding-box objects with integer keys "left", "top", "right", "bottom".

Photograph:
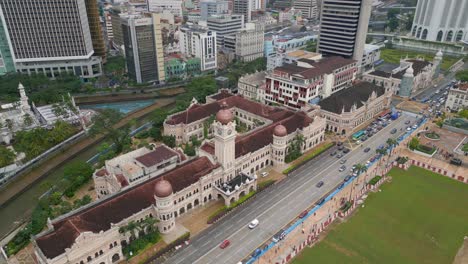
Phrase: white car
[
  {"left": 248, "top": 219, "right": 259, "bottom": 229},
  {"left": 406, "top": 127, "right": 411, "bottom": 131},
  {"left": 261, "top": 172, "right": 269, "bottom": 177}
]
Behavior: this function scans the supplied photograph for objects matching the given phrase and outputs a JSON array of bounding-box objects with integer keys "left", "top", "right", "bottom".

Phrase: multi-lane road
[{"left": 164, "top": 113, "right": 419, "bottom": 264}]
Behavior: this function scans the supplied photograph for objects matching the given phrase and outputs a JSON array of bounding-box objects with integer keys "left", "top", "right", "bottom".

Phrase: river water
[{"left": 0, "top": 99, "right": 159, "bottom": 238}]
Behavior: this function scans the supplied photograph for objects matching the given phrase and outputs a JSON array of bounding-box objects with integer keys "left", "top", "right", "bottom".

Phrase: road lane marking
[{"left": 173, "top": 116, "right": 412, "bottom": 264}]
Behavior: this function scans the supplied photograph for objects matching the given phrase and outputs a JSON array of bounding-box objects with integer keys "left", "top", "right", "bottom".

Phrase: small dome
[
  {"left": 154, "top": 179, "right": 173, "bottom": 198},
  {"left": 274, "top": 125, "right": 287, "bottom": 137},
  {"left": 216, "top": 102, "right": 233, "bottom": 125},
  {"left": 436, "top": 49, "right": 443, "bottom": 57},
  {"left": 405, "top": 66, "right": 414, "bottom": 75}
]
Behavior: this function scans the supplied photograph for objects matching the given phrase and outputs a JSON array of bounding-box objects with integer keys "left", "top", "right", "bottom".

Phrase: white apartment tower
[
  {"left": 293, "top": 0, "right": 318, "bottom": 20},
  {"left": 180, "top": 26, "right": 217, "bottom": 71},
  {"left": 0, "top": 0, "right": 103, "bottom": 79},
  {"left": 411, "top": 0, "right": 468, "bottom": 42},
  {"left": 233, "top": 22, "right": 265, "bottom": 62},
  {"left": 317, "top": 0, "right": 372, "bottom": 64}
]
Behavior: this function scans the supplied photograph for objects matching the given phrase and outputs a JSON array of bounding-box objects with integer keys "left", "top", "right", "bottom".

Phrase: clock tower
[{"left": 214, "top": 102, "right": 236, "bottom": 170}]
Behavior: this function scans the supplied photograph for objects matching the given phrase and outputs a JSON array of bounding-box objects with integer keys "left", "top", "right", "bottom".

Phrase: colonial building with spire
[
  {"left": 314, "top": 81, "right": 393, "bottom": 136},
  {"left": 33, "top": 90, "right": 327, "bottom": 264},
  {"left": 362, "top": 50, "right": 441, "bottom": 98}
]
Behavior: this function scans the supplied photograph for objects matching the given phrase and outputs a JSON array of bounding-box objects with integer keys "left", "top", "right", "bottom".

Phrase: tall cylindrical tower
[{"left": 154, "top": 179, "right": 175, "bottom": 234}]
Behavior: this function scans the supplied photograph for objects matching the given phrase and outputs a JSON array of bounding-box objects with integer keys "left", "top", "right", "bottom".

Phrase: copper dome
[
  {"left": 154, "top": 179, "right": 173, "bottom": 198},
  {"left": 216, "top": 103, "right": 233, "bottom": 125},
  {"left": 273, "top": 124, "right": 287, "bottom": 137}
]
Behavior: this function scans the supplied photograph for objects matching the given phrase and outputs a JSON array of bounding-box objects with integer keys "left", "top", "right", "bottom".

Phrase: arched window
[
  {"left": 436, "top": 30, "right": 444, "bottom": 41},
  {"left": 416, "top": 27, "right": 422, "bottom": 38},
  {"left": 412, "top": 26, "right": 418, "bottom": 36},
  {"left": 421, "top": 29, "right": 428, "bottom": 40},
  {"left": 456, "top": 30, "right": 463, "bottom": 41},
  {"left": 446, "top": 31, "right": 453, "bottom": 41},
  {"left": 87, "top": 256, "right": 92, "bottom": 262}
]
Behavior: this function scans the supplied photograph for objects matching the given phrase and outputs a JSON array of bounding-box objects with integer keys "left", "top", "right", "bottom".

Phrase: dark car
[
  {"left": 316, "top": 181, "right": 324, "bottom": 188},
  {"left": 338, "top": 145, "right": 344, "bottom": 150},
  {"left": 338, "top": 183, "right": 344, "bottom": 189},
  {"left": 330, "top": 151, "right": 337, "bottom": 156},
  {"left": 337, "top": 141, "right": 343, "bottom": 146},
  {"left": 390, "top": 128, "right": 397, "bottom": 134},
  {"left": 344, "top": 175, "right": 352, "bottom": 182},
  {"left": 336, "top": 153, "right": 343, "bottom": 158},
  {"left": 299, "top": 210, "right": 308, "bottom": 218},
  {"left": 316, "top": 198, "right": 325, "bottom": 205},
  {"left": 450, "top": 158, "right": 462, "bottom": 166},
  {"left": 252, "top": 249, "right": 262, "bottom": 257},
  {"left": 405, "top": 120, "right": 411, "bottom": 125},
  {"left": 342, "top": 148, "right": 350, "bottom": 153},
  {"left": 364, "top": 147, "right": 371, "bottom": 153}
]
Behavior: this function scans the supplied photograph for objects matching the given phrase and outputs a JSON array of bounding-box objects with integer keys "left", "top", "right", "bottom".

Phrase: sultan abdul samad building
[{"left": 33, "top": 91, "right": 327, "bottom": 264}]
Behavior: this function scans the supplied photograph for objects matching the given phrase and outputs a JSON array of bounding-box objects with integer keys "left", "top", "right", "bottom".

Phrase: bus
[{"left": 352, "top": 130, "right": 366, "bottom": 141}]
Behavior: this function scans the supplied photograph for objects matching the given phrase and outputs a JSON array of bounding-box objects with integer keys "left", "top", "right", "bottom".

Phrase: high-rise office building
[
  {"left": 121, "top": 13, "right": 165, "bottom": 84},
  {"left": 317, "top": 0, "right": 371, "bottom": 64},
  {"left": 233, "top": 0, "right": 251, "bottom": 23},
  {"left": 224, "top": 22, "right": 264, "bottom": 62},
  {"left": 411, "top": 0, "right": 468, "bottom": 42},
  {"left": 200, "top": 0, "right": 229, "bottom": 21},
  {"left": 293, "top": 0, "right": 318, "bottom": 20},
  {"left": 0, "top": 0, "right": 103, "bottom": 79},
  {"left": 206, "top": 14, "right": 244, "bottom": 46},
  {"left": 180, "top": 25, "right": 217, "bottom": 71},
  {"left": 0, "top": 16, "right": 13, "bottom": 75},
  {"left": 85, "top": 0, "right": 106, "bottom": 61}
]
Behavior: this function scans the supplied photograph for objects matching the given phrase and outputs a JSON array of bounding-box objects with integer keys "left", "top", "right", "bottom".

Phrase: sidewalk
[{"left": 0, "top": 98, "right": 175, "bottom": 207}]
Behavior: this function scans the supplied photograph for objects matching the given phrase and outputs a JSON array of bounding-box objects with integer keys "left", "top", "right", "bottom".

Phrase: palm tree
[
  {"left": 386, "top": 138, "right": 398, "bottom": 156},
  {"left": 294, "top": 134, "right": 305, "bottom": 153},
  {"left": 354, "top": 163, "right": 367, "bottom": 174}
]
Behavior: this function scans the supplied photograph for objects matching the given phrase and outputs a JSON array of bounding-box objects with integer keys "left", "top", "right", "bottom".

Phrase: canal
[{"left": 0, "top": 99, "right": 165, "bottom": 238}]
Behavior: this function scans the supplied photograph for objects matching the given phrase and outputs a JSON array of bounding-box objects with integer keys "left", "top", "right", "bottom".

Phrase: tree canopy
[
  {"left": 88, "top": 109, "right": 131, "bottom": 153},
  {"left": 0, "top": 73, "right": 82, "bottom": 104},
  {"left": 0, "top": 145, "right": 15, "bottom": 167}
]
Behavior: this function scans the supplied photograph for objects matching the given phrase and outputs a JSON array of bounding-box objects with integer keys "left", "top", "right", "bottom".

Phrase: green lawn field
[
  {"left": 293, "top": 166, "right": 468, "bottom": 264},
  {"left": 380, "top": 48, "right": 460, "bottom": 71}
]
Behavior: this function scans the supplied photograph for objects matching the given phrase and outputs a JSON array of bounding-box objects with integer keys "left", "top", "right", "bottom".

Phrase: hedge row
[
  {"left": 283, "top": 142, "right": 335, "bottom": 174},
  {"left": 368, "top": 175, "right": 382, "bottom": 186}
]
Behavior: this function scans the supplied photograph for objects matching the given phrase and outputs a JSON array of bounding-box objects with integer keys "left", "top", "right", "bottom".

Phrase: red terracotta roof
[
  {"left": 36, "top": 157, "right": 218, "bottom": 259},
  {"left": 200, "top": 142, "right": 215, "bottom": 155},
  {"left": 135, "top": 145, "right": 178, "bottom": 167},
  {"left": 115, "top": 174, "right": 129, "bottom": 187},
  {"left": 235, "top": 112, "right": 313, "bottom": 158},
  {"left": 166, "top": 94, "right": 294, "bottom": 125},
  {"left": 95, "top": 168, "right": 108, "bottom": 177}
]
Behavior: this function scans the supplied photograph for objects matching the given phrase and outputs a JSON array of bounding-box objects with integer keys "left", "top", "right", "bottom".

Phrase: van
[
  {"left": 272, "top": 229, "right": 286, "bottom": 242},
  {"left": 248, "top": 219, "right": 259, "bottom": 229}
]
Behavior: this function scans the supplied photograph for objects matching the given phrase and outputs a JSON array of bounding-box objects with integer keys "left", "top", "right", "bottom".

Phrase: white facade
[
  {"left": 293, "top": 0, "right": 318, "bottom": 19},
  {"left": 361, "top": 44, "right": 381, "bottom": 69},
  {"left": 411, "top": 0, "right": 468, "bottom": 42},
  {"left": 206, "top": 14, "right": 245, "bottom": 47},
  {"left": 231, "top": 23, "right": 265, "bottom": 62},
  {"left": 147, "top": 0, "right": 183, "bottom": 17},
  {"left": 200, "top": 0, "right": 229, "bottom": 21},
  {"left": 180, "top": 26, "right": 217, "bottom": 71},
  {"left": 445, "top": 83, "right": 468, "bottom": 111}
]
